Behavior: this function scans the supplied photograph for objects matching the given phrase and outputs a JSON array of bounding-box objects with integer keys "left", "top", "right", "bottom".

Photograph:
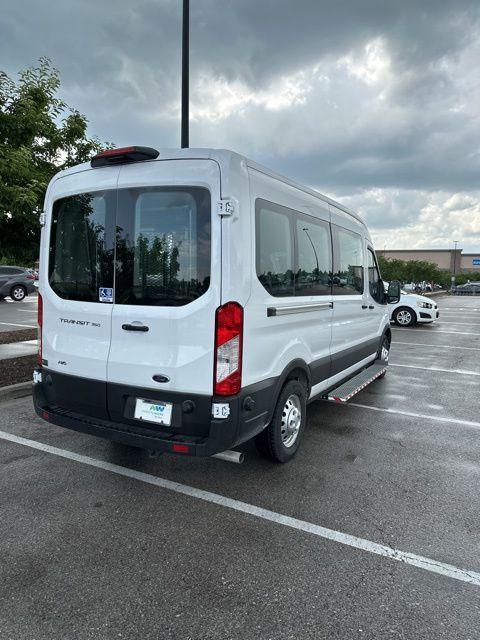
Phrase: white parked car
[
  {"left": 33, "top": 146, "right": 401, "bottom": 464},
  {"left": 384, "top": 283, "right": 439, "bottom": 326}
]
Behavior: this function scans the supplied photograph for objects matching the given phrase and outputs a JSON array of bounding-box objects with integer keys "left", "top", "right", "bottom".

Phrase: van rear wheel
[{"left": 255, "top": 379, "right": 307, "bottom": 463}]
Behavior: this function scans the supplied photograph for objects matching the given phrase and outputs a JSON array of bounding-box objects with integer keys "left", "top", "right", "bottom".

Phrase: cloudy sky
[{"left": 2, "top": 0, "right": 480, "bottom": 251}]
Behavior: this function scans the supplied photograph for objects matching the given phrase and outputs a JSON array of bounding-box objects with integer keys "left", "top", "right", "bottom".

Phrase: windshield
[{"left": 49, "top": 187, "right": 211, "bottom": 306}]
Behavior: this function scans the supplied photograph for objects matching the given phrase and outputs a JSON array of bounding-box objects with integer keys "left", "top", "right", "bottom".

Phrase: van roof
[{"left": 54, "top": 148, "right": 364, "bottom": 226}]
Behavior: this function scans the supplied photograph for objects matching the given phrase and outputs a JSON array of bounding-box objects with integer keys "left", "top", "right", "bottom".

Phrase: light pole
[
  {"left": 452, "top": 240, "right": 459, "bottom": 290},
  {"left": 181, "top": 0, "right": 189, "bottom": 148}
]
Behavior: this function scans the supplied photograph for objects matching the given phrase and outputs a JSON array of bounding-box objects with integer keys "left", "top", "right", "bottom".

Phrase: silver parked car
[{"left": 0, "top": 266, "right": 37, "bottom": 302}]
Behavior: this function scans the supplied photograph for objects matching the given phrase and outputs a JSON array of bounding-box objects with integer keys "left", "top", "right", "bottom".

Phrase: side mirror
[{"left": 386, "top": 280, "right": 401, "bottom": 304}]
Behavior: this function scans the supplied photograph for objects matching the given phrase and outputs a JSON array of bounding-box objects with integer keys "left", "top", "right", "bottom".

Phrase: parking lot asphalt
[
  {"left": 0, "top": 295, "right": 38, "bottom": 332},
  {"left": 1, "top": 294, "right": 479, "bottom": 639}
]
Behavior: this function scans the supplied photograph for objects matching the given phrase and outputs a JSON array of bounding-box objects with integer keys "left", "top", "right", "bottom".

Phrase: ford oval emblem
[{"left": 152, "top": 374, "right": 170, "bottom": 384}]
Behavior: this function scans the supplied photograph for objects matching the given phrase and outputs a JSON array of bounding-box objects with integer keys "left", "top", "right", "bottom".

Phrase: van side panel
[
  {"left": 244, "top": 167, "right": 333, "bottom": 390},
  {"left": 218, "top": 154, "right": 252, "bottom": 308},
  {"left": 329, "top": 205, "right": 379, "bottom": 373}
]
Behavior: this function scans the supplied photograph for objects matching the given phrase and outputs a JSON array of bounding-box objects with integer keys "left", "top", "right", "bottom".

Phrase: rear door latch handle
[
  {"left": 122, "top": 323, "right": 149, "bottom": 332},
  {"left": 369, "top": 305, "right": 375, "bottom": 309},
  {"left": 362, "top": 305, "right": 368, "bottom": 309}
]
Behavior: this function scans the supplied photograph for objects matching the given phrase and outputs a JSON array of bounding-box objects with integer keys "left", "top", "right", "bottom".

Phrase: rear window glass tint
[
  {"left": 49, "top": 192, "right": 114, "bottom": 302},
  {"left": 114, "top": 187, "right": 211, "bottom": 306}
]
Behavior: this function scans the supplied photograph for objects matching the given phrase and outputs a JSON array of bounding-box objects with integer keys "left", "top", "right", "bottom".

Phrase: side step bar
[{"left": 323, "top": 360, "right": 387, "bottom": 403}]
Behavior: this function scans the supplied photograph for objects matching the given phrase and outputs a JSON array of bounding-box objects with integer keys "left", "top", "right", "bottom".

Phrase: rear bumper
[{"left": 32, "top": 369, "right": 276, "bottom": 457}]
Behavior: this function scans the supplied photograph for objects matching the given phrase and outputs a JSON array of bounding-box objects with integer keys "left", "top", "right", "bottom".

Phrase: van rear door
[
  {"left": 42, "top": 167, "right": 120, "bottom": 418},
  {"left": 106, "top": 159, "right": 221, "bottom": 426}
]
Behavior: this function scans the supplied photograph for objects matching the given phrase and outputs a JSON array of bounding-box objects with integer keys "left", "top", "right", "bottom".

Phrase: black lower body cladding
[
  {"left": 32, "top": 368, "right": 276, "bottom": 457},
  {"left": 32, "top": 335, "right": 386, "bottom": 458}
]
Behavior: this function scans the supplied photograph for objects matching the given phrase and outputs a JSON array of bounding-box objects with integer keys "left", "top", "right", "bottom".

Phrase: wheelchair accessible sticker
[{"left": 99, "top": 287, "right": 113, "bottom": 303}]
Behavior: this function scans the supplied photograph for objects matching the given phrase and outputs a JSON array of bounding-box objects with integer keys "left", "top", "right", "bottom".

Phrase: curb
[{"left": 0, "top": 381, "right": 32, "bottom": 403}]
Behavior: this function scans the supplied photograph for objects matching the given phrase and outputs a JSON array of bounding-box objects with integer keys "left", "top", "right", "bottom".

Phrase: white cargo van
[{"left": 33, "top": 147, "right": 400, "bottom": 463}]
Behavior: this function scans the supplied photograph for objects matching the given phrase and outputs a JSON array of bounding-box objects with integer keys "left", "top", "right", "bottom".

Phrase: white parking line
[
  {"left": 347, "top": 402, "right": 480, "bottom": 431},
  {"left": 438, "top": 321, "right": 480, "bottom": 326},
  {"left": 393, "top": 328, "right": 480, "bottom": 336},
  {"left": 0, "top": 322, "right": 36, "bottom": 329},
  {"left": 393, "top": 341, "right": 480, "bottom": 352},
  {"left": 0, "top": 429, "right": 479, "bottom": 588},
  {"left": 390, "top": 363, "right": 480, "bottom": 376}
]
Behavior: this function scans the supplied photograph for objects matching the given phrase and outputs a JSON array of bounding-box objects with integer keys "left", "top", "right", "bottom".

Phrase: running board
[{"left": 323, "top": 360, "right": 387, "bottom": 403}]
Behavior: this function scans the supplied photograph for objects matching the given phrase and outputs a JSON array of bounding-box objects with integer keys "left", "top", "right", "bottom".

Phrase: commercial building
[{"left": 376, "top": 249, "right": 480, "bottom": 273}]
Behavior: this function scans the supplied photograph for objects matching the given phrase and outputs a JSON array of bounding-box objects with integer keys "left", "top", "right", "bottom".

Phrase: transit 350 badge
[{"left": 99, "top": 287, "right": 113, "bottom": 303}]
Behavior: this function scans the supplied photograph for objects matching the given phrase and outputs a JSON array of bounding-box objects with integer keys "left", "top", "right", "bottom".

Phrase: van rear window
[
  {"left": 115, "top": 187, "right": 211, "bottom": 306},
  {"left": 48, "top": 187, "right": 211, "bottom": 306},
  {"left": 49, "top": 192, "right": 115, "bottom": 302}
]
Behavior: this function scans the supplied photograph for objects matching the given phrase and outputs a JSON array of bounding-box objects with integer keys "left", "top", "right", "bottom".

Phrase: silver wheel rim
[
  {"left": 281, "top": 394, "right": 302, "bottom": 448},
  {"left": 396, "top": 310, "right": 412, "bottom": 325},
  {"left": 13, "top": 287, "right": 25, "bottom": 300}
]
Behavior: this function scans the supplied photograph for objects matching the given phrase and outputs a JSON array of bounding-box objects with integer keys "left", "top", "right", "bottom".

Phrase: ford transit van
[{"left": 33, "top": 147, "right": 400, "bottom": 463}]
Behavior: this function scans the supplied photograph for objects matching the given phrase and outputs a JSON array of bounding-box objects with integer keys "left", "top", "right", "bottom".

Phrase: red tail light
[
  {"left": 172, "top": 444, "right": 190, "bottom": 454},
  {"left": 214, "top": 302, "right": 243, "bottom": 396},
  {"left": 26, "top": 273, "right": 35, "bottom": 280},
  {"left": 37, "top": 293, "right": 43, "bottom": 366}
]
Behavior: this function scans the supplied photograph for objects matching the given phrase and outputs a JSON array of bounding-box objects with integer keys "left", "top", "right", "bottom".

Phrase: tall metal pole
[{"left": 181, "top": 0, "right": 189, "bottom": 148}]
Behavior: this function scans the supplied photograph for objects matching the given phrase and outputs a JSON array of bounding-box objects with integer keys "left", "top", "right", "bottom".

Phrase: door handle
[
  {"left": 369, "top": 305, "right": 375, "bottom": 309},
  {"left": 122, "top": 323, "right": 149, "bottom": 332},
  {"left": 362, "top": 305, "right": 368, "bottom": 309}
]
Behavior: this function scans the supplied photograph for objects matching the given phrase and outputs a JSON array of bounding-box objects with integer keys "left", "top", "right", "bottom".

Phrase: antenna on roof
[{"left": 181, "top": 0, "right": 189, "bottom": 148}]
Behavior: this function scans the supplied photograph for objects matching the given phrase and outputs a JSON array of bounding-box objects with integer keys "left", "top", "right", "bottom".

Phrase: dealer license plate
[{"left": 134, "top": 398, "right": 173, "bottom": 426}]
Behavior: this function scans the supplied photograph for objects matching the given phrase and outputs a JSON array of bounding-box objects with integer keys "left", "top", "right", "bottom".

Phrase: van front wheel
[{"left": 255, "top": 379, "right": 307, "bottom": 463}]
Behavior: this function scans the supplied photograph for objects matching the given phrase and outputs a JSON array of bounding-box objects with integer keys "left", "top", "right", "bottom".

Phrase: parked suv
[
  {"left": 33, "top": 146, "right": 400, "bottom": 463},
  {"left": 0, "top": 266, "right": 36, "bottom": 302}
]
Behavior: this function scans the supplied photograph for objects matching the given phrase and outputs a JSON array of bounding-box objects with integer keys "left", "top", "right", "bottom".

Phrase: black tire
[
  {"left": 255, "top": 379, "right": 307, "bottom": 463},
  {"left": 377, "top": 335, "right": 390, "bottom": 378},
  {"left": 393, "top": 306, "right": 416, "bottom": 327},
  {"left": 10, "top": 285, "right": 27, "bottom": 302}
]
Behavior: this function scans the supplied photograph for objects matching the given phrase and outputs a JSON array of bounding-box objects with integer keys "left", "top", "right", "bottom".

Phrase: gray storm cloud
[{"left": 1, "top": 0, "right": 479, "bottom": 249}]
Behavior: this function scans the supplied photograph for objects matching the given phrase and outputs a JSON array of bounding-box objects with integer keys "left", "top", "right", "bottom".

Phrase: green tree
[
  {"left": 0, "top": 58, "right": 111, "bottom": 265},
  {"left": 377, "top": 255, "right": 471, "bottom": 288}
]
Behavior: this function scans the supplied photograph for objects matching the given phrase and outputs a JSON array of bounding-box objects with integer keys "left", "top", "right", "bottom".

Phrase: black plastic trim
[
  {"left": 32, "top": 369, "right": 278, "bottom": 457},
  {"left": 330, "top": 337, "right": 381, "bottom": 376}
]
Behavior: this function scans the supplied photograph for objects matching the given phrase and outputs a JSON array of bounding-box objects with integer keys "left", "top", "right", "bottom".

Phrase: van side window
[
  {"left": 367, "top": 248, "right": 384, "bottom": 304},
  {"left": 332, "top": 226, "right": 364, "bottom": 295},
  {"left": 49, "top": 192, "right": 114, "bottom": 302},
  {"left": 256, "top": 201, "right": 294, "bottom": 297},
  {"left": 295, "top": 216, "right": 331, "bottom": 296}
]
